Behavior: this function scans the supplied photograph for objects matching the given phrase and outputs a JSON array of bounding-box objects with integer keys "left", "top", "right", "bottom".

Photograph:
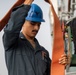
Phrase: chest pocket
[{"left": 36, "top": 51, "right": 48, "bottom": 74}]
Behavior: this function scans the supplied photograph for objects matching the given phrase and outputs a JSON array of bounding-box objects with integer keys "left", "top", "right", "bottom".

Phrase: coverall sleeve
[
  {"left": 47, "top": 54, "right": 51, "bottom": 75},
  {"left": 44, "top": 49, "right": 51, "bottom": 75},
  {"left": 2, "top": 4, "right": 31, "bottom": 50},
  {"left": 41, "top": 46, "right": 51, "bottom": 75}
]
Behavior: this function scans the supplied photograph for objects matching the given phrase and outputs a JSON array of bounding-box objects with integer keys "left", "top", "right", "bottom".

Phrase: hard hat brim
[{"left": 26, "top": 17, "right": 45, "bottom": 22}]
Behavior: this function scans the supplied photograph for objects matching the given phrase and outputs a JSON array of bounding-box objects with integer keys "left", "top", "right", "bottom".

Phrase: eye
[
  {"left": 37, "top": 23, "right": 41, "bottom": 27},
  {"left": 29, "top": 21, "right": 41, "bottom": 27},
  {"left": 30, "top": 22, "right": 36, "bottom": 25},
  {"left": 30, "top": 21, "right": 36, "bottom": 25}
]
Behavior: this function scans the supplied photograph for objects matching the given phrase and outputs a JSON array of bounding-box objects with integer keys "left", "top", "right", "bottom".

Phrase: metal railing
[{"left": 66, "top": 72, "right": 76, "bottom": 75}]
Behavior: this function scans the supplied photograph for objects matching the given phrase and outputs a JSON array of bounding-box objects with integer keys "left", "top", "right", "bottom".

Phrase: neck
[
  {"left": 22, "top": 31, "right": 34, "bottom": 40},
  {"left": 22, "top": 31, "right": 36, "bottom": 48}
]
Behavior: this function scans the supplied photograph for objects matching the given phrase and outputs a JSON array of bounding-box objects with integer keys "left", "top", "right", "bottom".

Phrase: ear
[{"left": 0, "top": 0, "right": 25, "bottom": 31}]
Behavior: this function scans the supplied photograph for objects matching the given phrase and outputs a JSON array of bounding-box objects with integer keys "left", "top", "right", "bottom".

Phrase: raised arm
[{"left": 2, "top": 0, "right": 34, "bottom": 50}]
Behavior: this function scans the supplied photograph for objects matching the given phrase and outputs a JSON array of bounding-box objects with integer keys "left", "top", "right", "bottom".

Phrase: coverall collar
[{"left": 19, "top": 32, "right": 43, "bottom": 52}]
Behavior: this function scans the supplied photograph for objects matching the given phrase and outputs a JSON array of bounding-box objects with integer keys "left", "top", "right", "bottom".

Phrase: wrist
[{"left": 23, "top": 1, "right": 32, "bottom": 5}]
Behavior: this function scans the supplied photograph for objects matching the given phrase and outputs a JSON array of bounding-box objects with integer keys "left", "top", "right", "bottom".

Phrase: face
[{"left": 22, "top": 20, "right": 41, "bottom": 39}]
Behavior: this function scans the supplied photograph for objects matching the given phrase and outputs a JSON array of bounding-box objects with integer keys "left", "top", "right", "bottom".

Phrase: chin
[{"left": 31, "top": 35, "right": 36, "bottom": 38}]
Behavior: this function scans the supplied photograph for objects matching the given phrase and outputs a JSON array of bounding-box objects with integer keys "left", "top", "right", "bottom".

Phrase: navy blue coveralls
[{"left": 2, "top": 4, "right": 51, "bottom": 75}]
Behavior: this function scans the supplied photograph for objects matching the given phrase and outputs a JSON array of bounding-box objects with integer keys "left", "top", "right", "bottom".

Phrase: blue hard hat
[{"left": 25, "top": 4, "right": 45, "bottom": 22}]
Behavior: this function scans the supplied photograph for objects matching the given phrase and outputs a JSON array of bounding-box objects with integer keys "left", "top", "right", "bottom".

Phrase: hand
[
  {"left": 24, "top": 0, "right": 34, "bottom": 5},
  {"left": 44, "top": 0, "right": 51, "bottom": 4},
  {"left": 59, "top": 54, "right": 70, "bottom": 66},
  {"left": 19, "top": 0, "right": 25, "bottom": 1},
  {"left": 18, "top": 0, "right": 25, "bottom": 1}
]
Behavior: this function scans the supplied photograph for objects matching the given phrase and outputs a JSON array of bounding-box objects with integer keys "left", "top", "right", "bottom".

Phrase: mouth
[
  {"left": 32, "top": 30, "right": 38, "bottom": 34},
  {"left": 32, "top": 31, "right": 37, "bottom": 34}
]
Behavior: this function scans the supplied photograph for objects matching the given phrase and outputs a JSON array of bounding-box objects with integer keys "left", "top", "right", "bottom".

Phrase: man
[{"left": 2, "top": 0, "right": 68, "bottom": 75}]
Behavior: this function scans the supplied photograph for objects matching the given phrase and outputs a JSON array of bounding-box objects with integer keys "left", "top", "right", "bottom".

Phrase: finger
[
  {"left": 59, "top": 58, "right": 68, "bottom": 63},
  {"left": 59, "top": 57, "right": 68, "bottom": 64},
  {"left": 61, "top": 54, "right": 67, "bottom": 57},
  {"left": 59, "top": 59, "right": 67, "bottom": 64},
  {"left": 59, "top": 56, "right": 68, "bottom": 62},
  {"left": 59, "top": 57, "right": 68, "bottom": 61},
  {"left": 60, "top": 55, "right": 68, "bottom": 61},
  {"left": 59, "top": 56, "right": 68, "bottom": 61}
]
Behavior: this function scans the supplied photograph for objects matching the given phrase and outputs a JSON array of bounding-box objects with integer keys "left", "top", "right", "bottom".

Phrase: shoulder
[{"left": 41, "top": 46, "right": 49, "bottom": 53}]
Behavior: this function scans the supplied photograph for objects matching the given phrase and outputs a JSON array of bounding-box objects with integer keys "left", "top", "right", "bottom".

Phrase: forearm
[
  {"left": 4, "top": 4, "right": 30, "bottom": 33},
  {"left": 3, "top": 4, "right": 31, "bottom": 50}
]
